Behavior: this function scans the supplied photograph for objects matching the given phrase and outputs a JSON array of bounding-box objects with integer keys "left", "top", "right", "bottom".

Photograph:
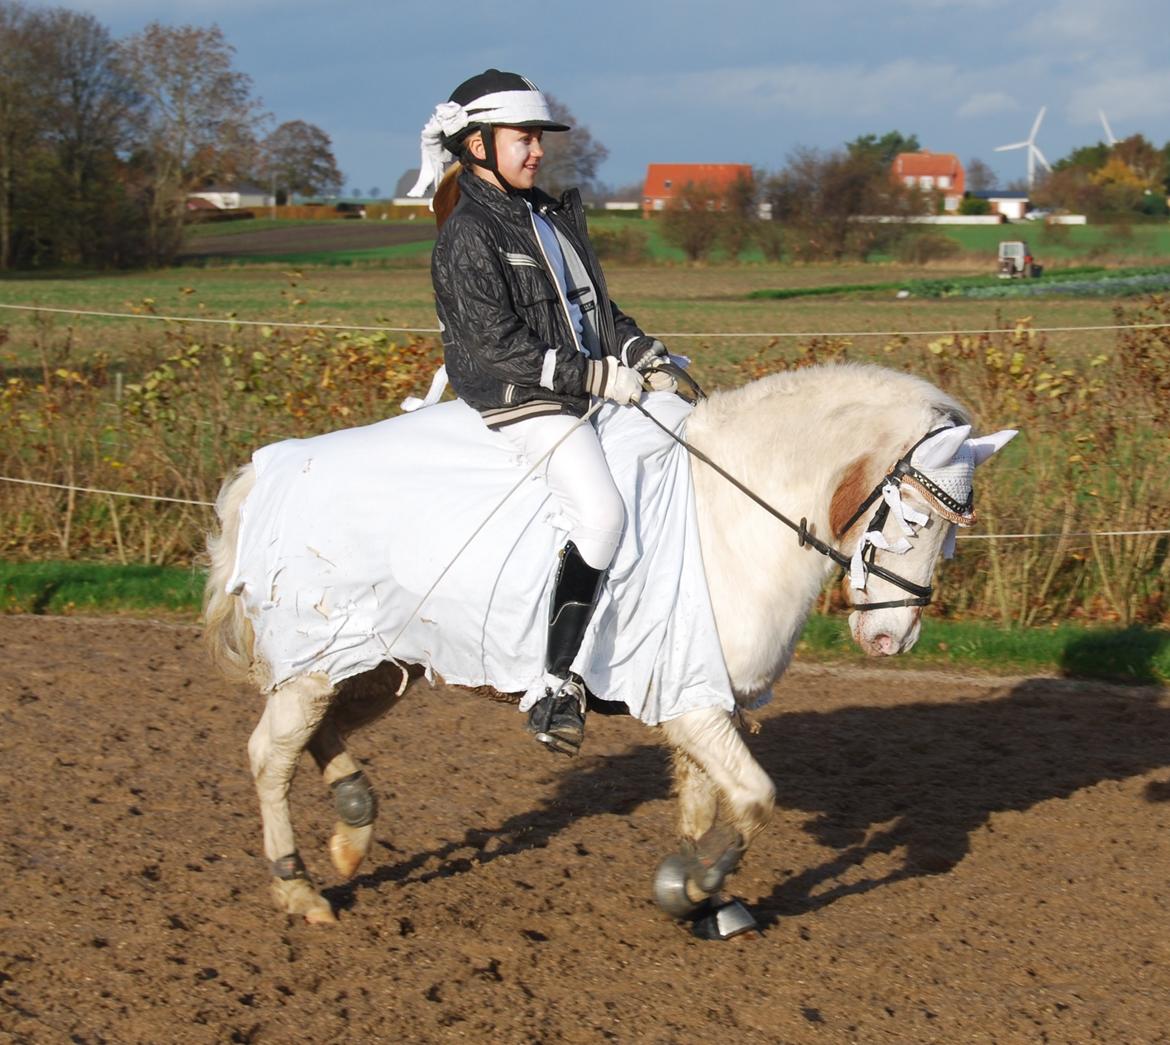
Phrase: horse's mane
[{"left": 688, "top": 362, "right": 969, "bottom": 476}]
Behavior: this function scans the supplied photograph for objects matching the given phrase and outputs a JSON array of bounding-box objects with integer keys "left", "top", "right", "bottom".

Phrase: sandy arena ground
[{"left": 2, "top": 615, "right": 1169, "bottom": 1043}]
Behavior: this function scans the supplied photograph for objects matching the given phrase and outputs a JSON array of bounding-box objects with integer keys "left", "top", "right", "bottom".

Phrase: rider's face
[{"left": 469, "top": 126, "right": 544, "bottom": 191}]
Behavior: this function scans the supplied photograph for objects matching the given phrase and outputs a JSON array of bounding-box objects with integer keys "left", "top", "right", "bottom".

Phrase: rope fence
[
  {"left": 1, "top": 475, "right": 215, "bottom": 507},
  {"left": 4, "top": 300, "right": 1170, "bottom": 341},
  {"left": 2, "top": 474, "right": 1167, "bottom": 543}
]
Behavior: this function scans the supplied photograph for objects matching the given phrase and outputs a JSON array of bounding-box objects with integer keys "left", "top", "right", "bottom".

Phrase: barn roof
[
  {"left": 891, "top": 151, "right": 963, "bottom": 177},
  {"left": 643, "top": 163, "right": 753, "bottom": 196}
]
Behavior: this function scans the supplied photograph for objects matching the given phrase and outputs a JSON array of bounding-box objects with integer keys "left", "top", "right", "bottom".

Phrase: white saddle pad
[{"left": 227, "top": 393, "right": 735, "bottom": 725}]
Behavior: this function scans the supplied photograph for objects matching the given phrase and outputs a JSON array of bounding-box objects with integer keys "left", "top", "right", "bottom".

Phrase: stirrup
[{"left": 527, "top": 677, "right": 587, "bottom": 757}]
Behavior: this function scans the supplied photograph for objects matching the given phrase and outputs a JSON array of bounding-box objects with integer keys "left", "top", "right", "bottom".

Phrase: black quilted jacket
[{"left": 430, "top": 170, "right": 645, "bottom": 427}]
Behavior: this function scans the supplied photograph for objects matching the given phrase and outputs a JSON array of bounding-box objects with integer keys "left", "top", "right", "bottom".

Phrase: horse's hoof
[
  {"left": 270, "top": 877, "right": 337, "bottom": 924},
  {"left": 303, "top": 903, "right": 339, "bottom": 926},
  {"left": 329, "top": 822, "right": 373, "bottom": 879},
  {"left": 653, "top": 854, "right": 703, "bottom": 918},
  {"left": 690, "top": 898, "right": 759, "bottom": 941}
]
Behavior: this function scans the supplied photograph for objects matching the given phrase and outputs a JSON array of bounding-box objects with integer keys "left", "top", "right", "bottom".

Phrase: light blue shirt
[{"left": 530, "top": 206, "right": 586, "bottom": 354}]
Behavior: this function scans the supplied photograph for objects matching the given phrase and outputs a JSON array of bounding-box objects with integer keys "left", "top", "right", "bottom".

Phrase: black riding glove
[{"left": 621, "top": 336, "right": 669, "bottom": 373}]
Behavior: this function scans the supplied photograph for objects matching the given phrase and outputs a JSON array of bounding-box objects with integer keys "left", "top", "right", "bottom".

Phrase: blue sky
[{"left": 34, "top": 0, "right": 1170, "bottom": 196}]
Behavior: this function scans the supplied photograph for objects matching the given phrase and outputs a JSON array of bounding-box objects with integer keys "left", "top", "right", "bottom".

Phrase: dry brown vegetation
[{"left": 1, "top": 283, "right": 1168, "bottom": 626}]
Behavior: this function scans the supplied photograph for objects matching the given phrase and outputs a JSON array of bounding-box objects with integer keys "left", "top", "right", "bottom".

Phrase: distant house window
[
  {"left": 919, "top": 175, "right": 934, "bottom": 189},
  {"left": 664, "top": 179, "right": 672, "bottom": 188},
  {"left": 937, "top": 175, "right": 951, "bottom": 189},
  {"left": 903, "top": 176, "right": 916, "bottom": 187}
]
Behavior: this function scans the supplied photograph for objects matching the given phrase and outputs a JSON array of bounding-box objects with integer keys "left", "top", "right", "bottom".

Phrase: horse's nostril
[{"left": 875, "top": 633, "right": 895, "bottom": 655}]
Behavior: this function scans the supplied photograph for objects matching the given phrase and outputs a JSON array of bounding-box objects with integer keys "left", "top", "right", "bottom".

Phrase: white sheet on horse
[{"left": 227, "top": 393, "right": 737, "bottom": 725}]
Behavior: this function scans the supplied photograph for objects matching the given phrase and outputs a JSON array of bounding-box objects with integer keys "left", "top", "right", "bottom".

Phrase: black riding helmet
[{"left": 442, "top": 69, "right": 570, "bottom": 192}]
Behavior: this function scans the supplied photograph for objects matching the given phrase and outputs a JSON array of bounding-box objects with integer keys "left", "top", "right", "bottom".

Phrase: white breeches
[{"left": 500, "top": 412, "right": 625, "bottom": 569}]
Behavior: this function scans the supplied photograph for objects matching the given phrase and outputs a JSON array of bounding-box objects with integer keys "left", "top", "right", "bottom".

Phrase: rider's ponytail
[{"left": 433, "top": 163, "right": 462, "bottom": 229}]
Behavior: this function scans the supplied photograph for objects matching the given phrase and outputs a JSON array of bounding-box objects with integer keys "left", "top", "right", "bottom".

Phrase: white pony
[{"left": 203, "top": 363, "right": 1014, "bottom": 937}]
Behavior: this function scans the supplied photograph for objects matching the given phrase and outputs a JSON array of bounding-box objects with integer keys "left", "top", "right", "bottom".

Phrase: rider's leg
[
  {"left": 499, "top": 413, "right": 624, "bottom": 755},
  {"left": 527, "top": 539, "right": 606, "bottom": 753}
]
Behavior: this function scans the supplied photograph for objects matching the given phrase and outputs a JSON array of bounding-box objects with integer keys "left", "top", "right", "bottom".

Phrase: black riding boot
[{"left": 527, "top": 541, "right": 606, "bottom": 756}]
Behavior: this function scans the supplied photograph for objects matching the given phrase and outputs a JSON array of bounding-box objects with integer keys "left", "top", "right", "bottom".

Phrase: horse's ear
[
  {"left": 911, "top": 425, "right": 971, "bottom": 470},
  {"left": 830, "top": 454, "right": 877, "bottom": 538},
  {"left": 969, "top": 429, "right": 1018, "bottom": 466}
]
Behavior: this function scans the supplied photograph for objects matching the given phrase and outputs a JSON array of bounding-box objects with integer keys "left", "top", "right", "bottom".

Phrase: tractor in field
[{"left": 998, "top": 240, "right": 1043, "bottom": 278}]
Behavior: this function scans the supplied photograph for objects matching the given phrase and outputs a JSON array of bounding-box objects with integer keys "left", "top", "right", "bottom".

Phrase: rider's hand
[
  {"left": 622, "top": 336, "right": 669, "bottom": 373},
  {"left": 642, "top": 366, "right": 678, "bottom": 393},
  {"left": 586, "top": 357, "right": 643, "bottom": 405}
]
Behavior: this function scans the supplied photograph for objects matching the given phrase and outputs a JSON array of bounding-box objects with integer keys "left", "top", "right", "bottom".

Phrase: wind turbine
[
  {"left": 1098, "top": 109, "right": 1118, "bottom": 146},
  {"left": 995, "top": 106, "right": 1052, "bottom": 189}
]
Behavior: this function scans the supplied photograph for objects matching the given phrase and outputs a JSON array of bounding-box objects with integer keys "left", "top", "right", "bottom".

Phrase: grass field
[
  {"left": 0, "top": 250, "right": 1153, "bottom": 390},
  {"left": 585, "top": 213, "right": 1170, "bottom": 265}
]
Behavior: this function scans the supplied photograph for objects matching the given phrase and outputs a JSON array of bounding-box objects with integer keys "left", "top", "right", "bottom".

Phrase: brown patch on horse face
[{"left": 830, "top": 455, "right": 877, "bottom": 538}]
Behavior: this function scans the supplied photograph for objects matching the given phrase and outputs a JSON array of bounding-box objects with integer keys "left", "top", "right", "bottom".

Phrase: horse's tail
[{"left": 202, "top": 464, "right": 259, "bottom": 686}]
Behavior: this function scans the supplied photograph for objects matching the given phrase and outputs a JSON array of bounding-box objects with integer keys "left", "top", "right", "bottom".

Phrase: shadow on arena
[
  {"left": 327, "top": 640, "right": 1170, "bottom": 922},
  {"left": 750, "top": 672, "right": 1170, "bottom": 923},
  {"left": 323, "top": 738, "right": 673, "bottom": 914}
]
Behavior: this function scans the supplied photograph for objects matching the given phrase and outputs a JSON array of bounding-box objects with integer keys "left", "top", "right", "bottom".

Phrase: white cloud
[
  {"left": 1019, "top": 0, "right": 1168, "bottom": 51},
  {"left": 601, "top": 59, "right": 961, "bottom": 121},
  {"left": 1068, "top": 68, "right": 1170, "bottom": 126},
  {"left": 956, "top": 92, "right": 1019, "bottom": 118}
]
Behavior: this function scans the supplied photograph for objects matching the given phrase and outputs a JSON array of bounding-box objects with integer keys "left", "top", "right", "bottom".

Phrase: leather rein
[{"left": 631, "top": 364, "right": 939, "bottom": 613}]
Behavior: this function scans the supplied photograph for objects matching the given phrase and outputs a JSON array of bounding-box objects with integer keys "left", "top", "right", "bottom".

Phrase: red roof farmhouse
[
  {"left": 642, "top": 163, "right": 753, "bottom": 217},
  {"left": 890, "top": 151, "right": 966, "bottom": 212}
]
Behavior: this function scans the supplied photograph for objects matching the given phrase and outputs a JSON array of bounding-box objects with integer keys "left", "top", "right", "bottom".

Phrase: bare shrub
[
  {"left": 0, "top": 321, "right": 442, "bottom": 563},
  {"left": 659, "top": 181, "right": 726, "bottom": 262},
  {"left": 894, "top": 231, "right": 960, "bottom": 265},
  {"left": 590, "top": 224, "right": 650, "bottom": 264}
]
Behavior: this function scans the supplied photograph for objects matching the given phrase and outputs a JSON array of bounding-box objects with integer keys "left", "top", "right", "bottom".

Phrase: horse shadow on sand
[
  {"left": 326, "top": 651, "right": 1170, "bottom": 921},
  {"left": 752, "top": 675, "right": 1170, "bottom": 924},
  {"left": 323, "top": 702, "right": 674, "bottom": 914}
]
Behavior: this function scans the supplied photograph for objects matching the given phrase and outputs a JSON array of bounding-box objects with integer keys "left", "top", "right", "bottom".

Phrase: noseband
[{"left": 632, "top": 388, "right": 960, "bottom": 615}]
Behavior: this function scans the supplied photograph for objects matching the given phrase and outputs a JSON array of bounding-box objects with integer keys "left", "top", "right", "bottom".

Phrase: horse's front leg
[
  {"left": 656, "top": 707, "right": 775, "bottom": 935},
  {"left": 248, "top": 672, "right": 336, "bottom": 923},
  {"left": 308, "top": 660, "right": 415, "bottom": 879}
]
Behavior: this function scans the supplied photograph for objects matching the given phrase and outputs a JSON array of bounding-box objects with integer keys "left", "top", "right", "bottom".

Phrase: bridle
[
  {"left": 631, "top": 367, "right": 967, "bottom": 614},
  {"left": 825, "top": 425, "right": 973, "bottom": 611}
]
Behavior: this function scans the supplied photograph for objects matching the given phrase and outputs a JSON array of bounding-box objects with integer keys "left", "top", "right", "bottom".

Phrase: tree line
[
  {"left": 0, "top": 2, "right": 344, "bottom": 269},
  {"left": 654, "top": 128, "right": 1170, "bottom": 264},
  {"left": 657, "top": 131, "right": 943, "bottom": 263}
]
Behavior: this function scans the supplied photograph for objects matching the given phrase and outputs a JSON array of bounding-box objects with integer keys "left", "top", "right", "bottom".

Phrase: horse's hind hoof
[
  {"left": 690, "top": 898, "right": 759, "bottom": 941},
  {"left": 270, "top": 877, "right": 337, "bottom": 925},
  {"left": 329, "top": 822, "right": 373, "bottom": 878}
]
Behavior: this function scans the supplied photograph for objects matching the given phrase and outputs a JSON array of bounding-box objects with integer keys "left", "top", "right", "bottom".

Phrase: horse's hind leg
[
  {"left": 308, "top": 661, "right": 415, "bottom": 879},
  {"left": 248, "top": 672, "right": 336, "bottom": 923}
]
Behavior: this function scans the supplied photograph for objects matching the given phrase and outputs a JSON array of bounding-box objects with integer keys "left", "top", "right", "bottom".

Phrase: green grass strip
[
  {"left": 4, "top": 562, "right": 1167, "bottom": 683},
  {"left": 747, "top": 264, "right": 1119, "bottom": 301},
  {"left": 0, "top": 561, "right": 205, "bottom": 615},
  {"left": 798, "top": 614, "right": 1170, "bottom": 683}
]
